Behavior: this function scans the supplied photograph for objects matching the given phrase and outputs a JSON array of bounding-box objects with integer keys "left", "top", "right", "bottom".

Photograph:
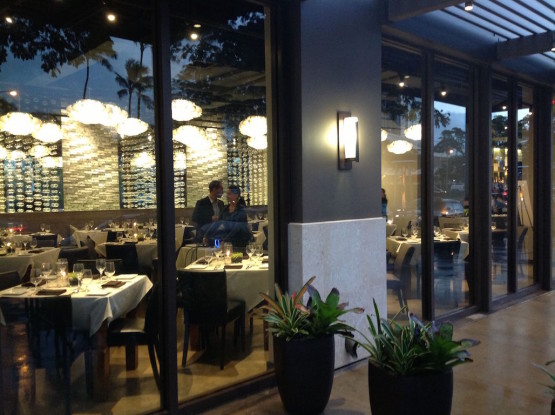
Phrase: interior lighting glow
[{"left": 171, "top": 99, "right": 202, "bottom": 121}]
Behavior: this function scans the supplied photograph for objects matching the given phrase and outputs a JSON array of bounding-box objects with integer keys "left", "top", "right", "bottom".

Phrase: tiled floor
[
  {"left": 1, "top": 291, "right": 553, "bottom": 414},
  {"left": 204, "top": 291, "right": 555, "bottom": 415}
]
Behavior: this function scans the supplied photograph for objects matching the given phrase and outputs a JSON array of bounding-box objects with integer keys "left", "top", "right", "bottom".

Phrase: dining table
[
  {"left": 387, "top": 234, "right": 469, "bottom": 261},
  {"left": 0, "top": 247, "right": 61, "bottom": 278},
  {"left": 183, "top": 258, "right": 271, "bottom": 312},
  {"left": 95, "top": 238, "right": 181, "bottom": 268},
  {"left": 0, "top": 274, "right": 152, "bottom": 398}
]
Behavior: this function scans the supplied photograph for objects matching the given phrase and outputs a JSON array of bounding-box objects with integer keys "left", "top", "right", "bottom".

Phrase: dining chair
[
  {"left": 58, "top": 247, "right": 89, "bottom": 271},
  {"left": 433, "top": 240, "right": 462, "bottom": 306},
  {"left": 80, "top": 236, "right": 98, "bottom": 259},
  {"left": 107, "top": 284, "right": 160, "bottom": 390},
  {"left": 0, "top": 270, "right": 21, "bottom": 291},
  {"left": 386, "top": 245, "right": 415, "bottom": 309},
  {"left": 26, "top": 297, "right": 88, "bottom": 415},
  {"left": 34, "top": 233, "right": 58, "bottom": 247},
  {"left": 105, "top": 244, "right": 142, "bottom": 275},
  {"left": 177, "top": 270, "right": 245, "bottom": 370}
]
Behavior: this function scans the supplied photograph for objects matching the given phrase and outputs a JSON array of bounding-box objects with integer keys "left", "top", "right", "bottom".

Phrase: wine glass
[
  {"left": 96, "top": 258, "right": 106, "bottom": 281},
  {"left": 104, "top": 261, "right": 116, "bottom": 280},
  {"left": 179, "top": 216, "right": 185, "bottom": 225},
  {"left": 45, "top": 224, "right": 51, "bottom": 233},
  {"left": 19, "top": 223, "right": 23, "bottom": 235},
  {"left": 30, "top": 269, "right": 42, "bottom": 293},
  {"left": 214, "top": 246, "right": 223, "bottom": 265},
  {"left": 73, "top": 263, "right": 84, "bottom": 292},
  {"left": 81, "top": 269, "right": 93, "bottom": 292},
  {"left": 40, "top": 223, "right": 46, "bottom": 233},
  {"left": 30, "top": 237, "right": 38, "bottom": 249},
  {"left": 22, "top": 238, "right": 29, "bottom": 251},
  {"left": 246, "top": 243, "right": 256, "bottom": 263},
  {"left": 41, "top": 262, "right": 52, "bottom": 286},
  {"left": 401, "top": 228, "right": 408, "bottom": 238}
]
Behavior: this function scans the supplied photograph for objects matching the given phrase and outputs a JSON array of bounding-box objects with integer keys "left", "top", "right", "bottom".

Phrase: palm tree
[{"left": 114, "top": 58, "right": 153, "bottom": 116}]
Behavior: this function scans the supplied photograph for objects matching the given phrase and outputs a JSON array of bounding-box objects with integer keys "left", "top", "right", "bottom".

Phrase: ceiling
[{"left": 384, "top": 0, "right": 555, "bottom": 85}]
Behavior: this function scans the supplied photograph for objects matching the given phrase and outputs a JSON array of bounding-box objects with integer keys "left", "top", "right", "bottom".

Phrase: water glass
[
  {"left": 73, "top": 263, "right": 84, "bottom": 291},
  {"left": 81, "top": 269, "right": 93, "bottom": 292},
  {"left": 105, "top": 261, "right": 116, "bottom": 280},
  {"left": 30, "top": 269, "right": 43, "bottom": 293},
  {"left": 30, "top": 237, "right": 38, "bottom": 249},
  {"left": 96, "top": 258, "right": 106, "bottom": 280}
]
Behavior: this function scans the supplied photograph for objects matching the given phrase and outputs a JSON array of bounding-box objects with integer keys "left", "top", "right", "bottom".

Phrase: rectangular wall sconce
[{"left": 337, "top": 111, "right": 359, "bottom": 170}]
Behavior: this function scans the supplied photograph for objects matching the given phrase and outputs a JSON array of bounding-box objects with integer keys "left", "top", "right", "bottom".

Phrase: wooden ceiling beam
[
  {"left": 496, "top": 31, "right": 554, "bottom": 60},
  {"left": 387, "top": 0, "right": 462, "bottom": 22}
]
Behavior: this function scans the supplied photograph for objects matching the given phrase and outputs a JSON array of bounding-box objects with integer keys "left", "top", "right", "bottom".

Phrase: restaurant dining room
[{"left": 0, "top": 0, "right": 273, "bottom": 413}]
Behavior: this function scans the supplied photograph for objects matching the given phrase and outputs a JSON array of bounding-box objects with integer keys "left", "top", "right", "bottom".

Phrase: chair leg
[
  {"left": 220, "top": 324, "right": 226, "bottom": 370},
  {"left": 182, "top": 322, "right": 190, "bottom": 367},
  {"left": 148, "top": 343, "right": 161, "bottom": 390}
]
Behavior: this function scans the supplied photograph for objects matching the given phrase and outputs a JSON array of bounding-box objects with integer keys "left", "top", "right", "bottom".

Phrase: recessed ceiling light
[
  {"left": 106, "top": 13, "right": 116, "bottom": 22},
  {"left": 502, "top": 105, "right": 507, "bottom": 110},
  {"left": 8, "top": 90, "right": 17, "bottom": 97},
  {"left": 190, "top": 32, "right": 199, "bottom": 40},
  {"left": 193, "top": 23, "right": 201, "bottom": 28},
  {"left": 464, "top": 1, "right": 473, "bottom": 12},
  {"left": 5, "top": 16, "right": 13, "bottom": 24}
]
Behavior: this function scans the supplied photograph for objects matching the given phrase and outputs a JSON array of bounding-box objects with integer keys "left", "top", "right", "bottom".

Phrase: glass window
[
  {"left": 516, "top": 84, "right": 534, "bottom": 289},
  {"left": 491, "top": 76, "right": 509, "bottom": 298},
  {"left": 381, "top": 44, "right": 422, "bottom": 319},
  {"left": 432, "top": 59, "right": 470, "bottom": 315},
  {"left": 168, "top": 0, "right": 272, "bottom": 403}
]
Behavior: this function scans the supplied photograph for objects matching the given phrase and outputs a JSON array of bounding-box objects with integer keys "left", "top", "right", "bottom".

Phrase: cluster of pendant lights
[
  {"left": 0, "top": 97, "right": 267, "bottom": 155},
  {"left": 382, "top": 123, "right": 421, "bottom": 155}
]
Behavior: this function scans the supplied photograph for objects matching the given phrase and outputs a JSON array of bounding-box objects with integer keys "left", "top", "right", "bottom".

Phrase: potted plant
[
  {"left": 533, "top": 360, "right": 554, "bottom": 414},
  {"left": 260, "top": 276, "right": 363, "bottom": 415},
  {"left": 349, "top": 299, "right": 479, "bottom": 415}
]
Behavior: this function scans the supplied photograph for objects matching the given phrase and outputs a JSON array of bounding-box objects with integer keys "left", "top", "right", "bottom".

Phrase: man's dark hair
[{"left": 209, "top": 180, "right": 222, "bottom": 192}]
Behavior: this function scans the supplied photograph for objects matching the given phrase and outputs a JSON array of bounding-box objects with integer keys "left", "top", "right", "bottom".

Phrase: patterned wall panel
[
  {"left": 185, "top": 128, "right": 228, "bottom": 207},
  {"left": 62, "top": 121, "right": 120, "bottom": 211}
]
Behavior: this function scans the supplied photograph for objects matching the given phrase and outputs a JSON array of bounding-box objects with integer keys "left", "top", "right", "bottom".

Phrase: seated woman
[{"left": 199, "top": 185, "right": 253, "bottom": 248}]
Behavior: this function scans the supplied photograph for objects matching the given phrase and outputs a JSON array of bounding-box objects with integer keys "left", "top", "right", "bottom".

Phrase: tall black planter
[
  {"left": 273, "top": 335, "right": 335, "bottom": 415},
  {"left": 368, "top": 362, "right": 454, "bottom": 415}
]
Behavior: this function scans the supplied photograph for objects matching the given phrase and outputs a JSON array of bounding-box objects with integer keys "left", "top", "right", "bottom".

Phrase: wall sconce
[{"left": 337, "top": 111, "right": 359, "bottom": 170}]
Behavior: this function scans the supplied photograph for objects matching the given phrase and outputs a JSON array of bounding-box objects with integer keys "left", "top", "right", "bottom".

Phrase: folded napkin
[
  {"left": 36, "top": 289, "right": 66, "bottom": 296},
  {"left": 22, "top": 280, "right": 46, "bottom": 287},
  {"left": 225, "top": 264, "right": 243, "bottom": 270},
  {"left": 28, "top": 249, "right": 44, "bottom": 254},
  {"left": 101, "top": 280, "right": 126, "bottom": 288}
]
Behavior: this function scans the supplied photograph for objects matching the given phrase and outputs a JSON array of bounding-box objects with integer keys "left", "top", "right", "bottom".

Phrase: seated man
[{"left": 192, "top": 180, "right": 224, "bottom": 241}]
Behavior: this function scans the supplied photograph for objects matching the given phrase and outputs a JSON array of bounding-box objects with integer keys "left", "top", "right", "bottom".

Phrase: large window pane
[
  {"left": 491, "top": 76, "right": 509, "bottom": 298},
  {"left": 168, "top": 1, "right": 272, "bottom": 402},
  {"left": 432, "top": 59, "right": 470, "bottom": 315},
  {"left": 382, "top": 44, "right": 422, "bottom": 319},
  {"left": 0, "top": 1, "right": 160, "bottom": 414},
  {"left": 516, "top": 84, "right": 534, "bottom": 289}
]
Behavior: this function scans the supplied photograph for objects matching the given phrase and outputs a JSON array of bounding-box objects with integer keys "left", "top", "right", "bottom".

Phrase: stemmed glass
[
  {"left": 41, "top": 262, "right": 52, "bottom": 286},
  {"left": 40, "top": 223, "right": 46, "bottom": 233},
  {"left": 30, "top": 269, "right": 43, "bottom": 293},
  {"left": 246, "top": 243, "right": 256, "bottom": 263},
  {"left": 213, "top": 246, "right": 223, "bottom": 265},
  {"left": 401, "top": 228, "right": 408, "bottom": 238},
  {"left": 30, "top": 238, "right": 38, "bottom": 249},
  {"left": 96, "top": 258, "right": 106, "bottom": 281},
  {"left": 73, "top": 263, "right": 84, "bottom": 292},
  {"left": 253, "top": 244, "right": 263, "bottom": 266},
  {"left": 44, "top": 224, "right": 51, "bottom": 233},
  {"left": 22, "top": 238, "right": 29, "bottom": 251},
  {"left": 81, "top": 269, "right": 93, "bottom": 292},
  {"left": 179, "top": 216, "right": 185, "bottom": 225},
  {"left": 104, "top": 261, "right": 116, "bottom": 281}
]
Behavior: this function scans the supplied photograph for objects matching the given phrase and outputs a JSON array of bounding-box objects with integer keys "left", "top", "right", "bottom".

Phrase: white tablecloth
[
  {"left": 387, "top": 236, "right": 469, "bottom": 261},
  {"left": 0, "top": 247, "right": 61, "bottom": 278},
  {"left": 183, "top": 261, "right": 271, "bottom": 311},
  {"left": 95, "top": 241, "right": 158, "bottom": 268},
  {"left": 176, "top": 245, "right": 213, "bottom": 268},
  {"left": 442, "top": 228, "right": 469, "bottom": 242},
  {"left": 0, "top": 274, "right": 152, "bottom": 336},
  {"left": 74, "top": 230, "right": 109, "bottom": 247}
]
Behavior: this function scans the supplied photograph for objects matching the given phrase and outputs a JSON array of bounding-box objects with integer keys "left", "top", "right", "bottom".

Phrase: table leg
[{"left": 86, "top": 323, "right": 110, "bottom": 400}]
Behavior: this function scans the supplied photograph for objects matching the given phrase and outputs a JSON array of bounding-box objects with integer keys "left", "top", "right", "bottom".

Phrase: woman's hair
[{"left": 228, "top": 184, "right": 241, "bottom": 196}]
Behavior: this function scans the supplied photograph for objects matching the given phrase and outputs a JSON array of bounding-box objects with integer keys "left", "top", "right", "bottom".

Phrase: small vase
[{"left": 273, "top": 335, "right": 335, "bottom": 415}]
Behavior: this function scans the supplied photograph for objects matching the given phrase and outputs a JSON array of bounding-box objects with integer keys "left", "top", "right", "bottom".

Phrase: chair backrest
[
  {"left": 80, "top": 236, "right": 98, "bottom": 259},
  {"left": 34, "top": 233, "right": 58, "bottom": 247},
  {"left": 434, "top": 240, "right": 461, "bottom": 262},
  {"left": 36, "top": 239, "right": 56, "bottom": 248},
  {"left": 177, "top": 270, "right": 228, "bottom": 325},
  {"left": 105, "top": 244, "right": 140, "bottom": 274},
  {"left": 0, "top": 270, "right": 21, "bottom": 290},
  {"left": 394, "top": 246, "right": 415, "bottom": 281},
  {"left": 144, "top": 284, "right": 159, "bottom": 337},
  {"left": 385, "top": 223, "right": 397, "bottom": 237},
  {"left": 106, "top": 230, "right": 118, "bottom": 242},
  {"left": 517, "top": 226, "right": 528, "bottom": 249},
  {"left": 58, "top": 247, "right": 89, "bottom": 271}
]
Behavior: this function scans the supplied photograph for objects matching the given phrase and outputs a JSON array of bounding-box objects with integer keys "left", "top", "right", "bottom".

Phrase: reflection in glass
[
  {"left": 381, "top": 44, "right": 422, "bottom": 318},
  {"left": 432, "top": 59, "right": 470, "bottom": 315},
  {"left": 491, "top": 76, "right": 509, "bottom": 298},
  {"left": 516, "top": 84, "right": 534, "bottom": 289}
]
